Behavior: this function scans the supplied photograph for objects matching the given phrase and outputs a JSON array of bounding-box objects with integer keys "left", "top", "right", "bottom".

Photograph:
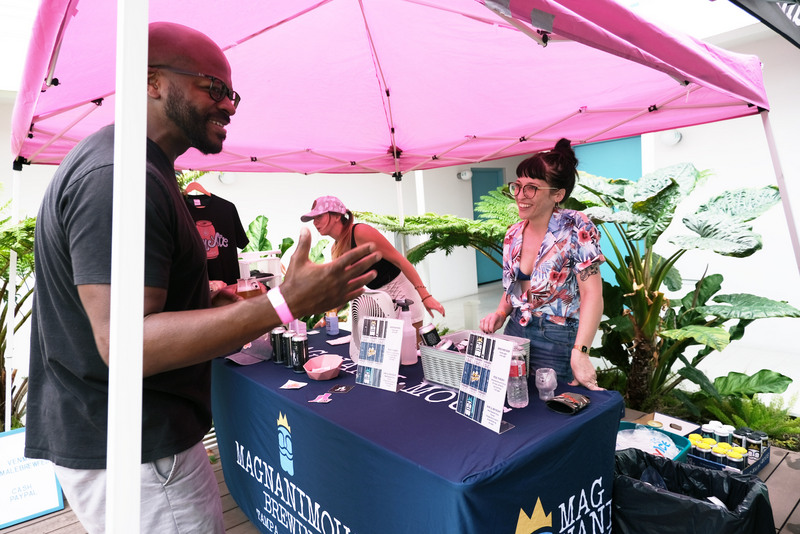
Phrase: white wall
[{"left": 640, "top": 25, "right": 800, "bottom": 411}]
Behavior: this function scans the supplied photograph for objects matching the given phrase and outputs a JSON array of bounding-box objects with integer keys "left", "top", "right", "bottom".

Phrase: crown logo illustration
[
  {"left": 277, "top": 412, "right": 291, "bottom": 432},
  {"left": 515, "top": 497, "right": 552, "bottom": 534}
]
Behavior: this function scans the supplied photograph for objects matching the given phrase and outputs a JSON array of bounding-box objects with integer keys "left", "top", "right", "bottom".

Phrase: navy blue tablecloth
[{"left": 212, "top": 330, "right": 624, "bottom": 534}]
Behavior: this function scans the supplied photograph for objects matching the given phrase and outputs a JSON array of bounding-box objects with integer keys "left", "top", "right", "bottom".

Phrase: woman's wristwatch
[{"left": 573, "top": 344, "right": 589, "bottom": 354}]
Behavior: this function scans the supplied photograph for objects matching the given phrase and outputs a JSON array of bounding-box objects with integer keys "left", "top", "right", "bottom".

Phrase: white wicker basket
[{"left": 419, "top": 330, "right": 530, "bottom": 390}]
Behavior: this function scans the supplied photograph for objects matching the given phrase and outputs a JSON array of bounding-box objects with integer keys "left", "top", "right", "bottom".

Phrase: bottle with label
[
  {"left": 507, "top": 350, "right": 529, "bottom": 408},
  {"left": 395, "top": 299, "right": 418, "bottom": 365},
  {"left": 325, "top": 310, "right": 339, "bottom": 335}
]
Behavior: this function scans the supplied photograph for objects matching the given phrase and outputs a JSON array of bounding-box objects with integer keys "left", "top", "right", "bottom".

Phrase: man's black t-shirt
[{"left": 26, "top": 124, "right": 212, "bottom": 469}]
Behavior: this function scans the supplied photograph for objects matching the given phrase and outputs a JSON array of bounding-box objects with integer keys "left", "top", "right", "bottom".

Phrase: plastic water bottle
[
  {"left": 395, "top": 299, "right": 418, "bottom": 365},
  {"left": 507, "top": 349, "right": 529, "bottom": 408}
]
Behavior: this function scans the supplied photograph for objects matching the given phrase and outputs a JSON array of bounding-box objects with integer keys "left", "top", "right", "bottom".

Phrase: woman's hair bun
[{"left": 553, "top": 138, "right": 577, "bottom": 168}]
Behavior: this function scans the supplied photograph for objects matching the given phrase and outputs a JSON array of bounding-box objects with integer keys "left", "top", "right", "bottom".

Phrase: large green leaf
[
  {"left": 627, "top": 181, "right": 682, "bottom": 247},
  {"left": 680, "top": 273, "right": 723, "bottom": 310},
  {"left": 671, "top": 213, "right": 762, "bottom": 257},
  {"left": 309, "top": 239, "right": 330, "bottom": 264},
  {"left": 677, "top": 365, "right": 722, "bottom": 401},
  {"left": 713, "top": 369, "right": 792, "bottom": 396},
  {"left": 243, "top": 215, "right": 272, "bottom": 253},
  {"left": 573, "top": 172, "right": 633, "bottom": 205},
  {"left": 651, "top": 252, "right": 682, "bottom": 292},
  {"left": 696, "top": 185, "right": 781, "bottom": 223},
  {"left": 660, "top": 325, "right": 730, "bottom": 351},
  {"left": 697, "top": 293, "right": 800, "bottom": 319}
]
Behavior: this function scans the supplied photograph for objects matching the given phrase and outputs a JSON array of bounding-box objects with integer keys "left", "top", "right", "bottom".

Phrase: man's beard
[{"left": 164, "top": 88, "right": 224, "bottom": 155}]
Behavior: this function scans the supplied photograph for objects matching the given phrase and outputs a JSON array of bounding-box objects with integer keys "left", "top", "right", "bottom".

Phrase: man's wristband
[
  {"left": 496, "top": 309, "right": 508, "bottom": 319},
  {"left": 267, "top": 287, "right": 295, "bottom": 324}
]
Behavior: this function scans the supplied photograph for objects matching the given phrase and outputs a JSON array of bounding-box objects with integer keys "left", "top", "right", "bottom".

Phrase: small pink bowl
[{"left": 304, "top": 355, "right": 344, "bottom": 381}]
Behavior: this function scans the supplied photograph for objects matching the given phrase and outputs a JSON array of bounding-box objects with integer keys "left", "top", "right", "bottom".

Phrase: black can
[
  {"left": 419, "top": 324, "right": 441, "bottom": 346},
  {"left": 754, "top": 430, "right": 769, "bottom": 455},
  {"left": 291, "top": 334, "right": 309, "bottom": 373},
  {"left": 731, "top": 428, "right": 747, "bottom": 448},
  {"left": 281, "top": 330, "right": 295, "bottom": 368},
  {"left": 270, "top": 327, "right": 286, "bottom": 364}
]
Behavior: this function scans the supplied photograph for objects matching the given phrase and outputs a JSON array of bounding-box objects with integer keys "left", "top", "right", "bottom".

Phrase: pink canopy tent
[{"left": 12, "top": 0, "right": 770, "bottom": 177}]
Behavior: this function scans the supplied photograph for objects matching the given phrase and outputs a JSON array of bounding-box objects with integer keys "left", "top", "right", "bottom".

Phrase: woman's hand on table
[{"left": 569, "top": 348, "right": 604, "bottom": 391}]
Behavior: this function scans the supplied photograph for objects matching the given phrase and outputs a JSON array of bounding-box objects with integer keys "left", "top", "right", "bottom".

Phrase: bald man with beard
[{"left": 25, "top": 22, "right": 379, "bottom": 533}]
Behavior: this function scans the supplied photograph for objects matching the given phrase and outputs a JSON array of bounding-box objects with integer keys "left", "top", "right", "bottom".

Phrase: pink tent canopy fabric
[{"left": 12, "top": 0, "right": 769, "bottom": 176}]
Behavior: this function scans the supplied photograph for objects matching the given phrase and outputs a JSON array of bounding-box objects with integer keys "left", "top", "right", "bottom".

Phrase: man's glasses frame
[
  {"left": 149, "top": 65, "right": 241, "bottom": 109},
  {"left": 509, "top": 181, "right": 559, "bottom": 199}
]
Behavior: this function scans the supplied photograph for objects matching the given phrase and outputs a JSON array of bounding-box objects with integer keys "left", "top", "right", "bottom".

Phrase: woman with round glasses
[
  {"left": 479, "top": 138, "right": 604, "bottom": 391},
  {"left": 301, "top": 196, "right": 446, "bottom": 339}
]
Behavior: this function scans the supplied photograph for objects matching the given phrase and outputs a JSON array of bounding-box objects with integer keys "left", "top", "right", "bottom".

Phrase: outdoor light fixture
[
  {"left": 659, "top": 130, "right": 682, "bottom": 146},
  {"left": 457, "top": 170, "right": 473, "bottom": 181}
]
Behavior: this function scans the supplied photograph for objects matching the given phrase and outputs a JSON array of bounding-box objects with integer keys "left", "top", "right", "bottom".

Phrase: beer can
[
  {"left": 688, "top": 433, "right": 703, "bottom": 443},
  {"left": 700, "top": 423, "right": 716, "bottom": 439},
  {"left": 745, "top": 432, "right": 762, "bottom": 464},
  {"left": 694, "top": 442, "right": 712, "bottom": 460},
  {"left": 731, "top": 428, "right": 748, "bottom": 448},
  {"left": 270, "top": 327, "right": 286, "bottom": 364},
  {"left": 726, "top": 451, "right": 745, "bottom": 470},
  {"left": 419, "top": 324, "right": 441, "bottom": 346},
  {"left": 282, "top": 330, "right": 295, "bottom": 368},
  {"left": 291, "top": 334, "right": 309, "bottom": 373},
  {"left": 711, "top": 446, "right": 727, "bottom": 465},
  {"left": 714, "top": 427, "right": 730, "bottom": 444},
  {"left": 754, "top": 430, "right": 769, "bottom": 455}
]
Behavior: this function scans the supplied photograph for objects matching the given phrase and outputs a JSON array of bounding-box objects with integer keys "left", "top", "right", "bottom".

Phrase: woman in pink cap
[{"left": 301, "top": 196, "right": 445, "bottom": 335}]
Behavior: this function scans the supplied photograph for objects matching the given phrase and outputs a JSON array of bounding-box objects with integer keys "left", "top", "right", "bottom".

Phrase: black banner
[{"left": 729, "top": 0, "right": 800, "bottom": 49}]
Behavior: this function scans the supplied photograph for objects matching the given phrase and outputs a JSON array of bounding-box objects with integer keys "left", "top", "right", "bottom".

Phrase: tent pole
[
  {"left": 761, "top": 110, "right": 800, "bottom": 276},
  {"left": 105, "top": 0, "right": 147, "bottom": 531},
  {"left": 4, "top": 167, "right": 21, "bottom": 432}
]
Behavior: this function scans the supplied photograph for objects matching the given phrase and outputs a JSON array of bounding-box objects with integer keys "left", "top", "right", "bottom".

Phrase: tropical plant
[
  {"left": 243, "top": 215, "right": 335, "bottom": 329},
  {"left": 359, "top": 163, "right": 799, "bottom": 412},
  {"left": 570, "top": 163, "right": 799, "bottom": 410},
  {"left": 0, "top": 205, "right": 37, "bottom": 430}
]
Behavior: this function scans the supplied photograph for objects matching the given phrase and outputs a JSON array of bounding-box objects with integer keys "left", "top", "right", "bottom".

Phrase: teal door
[{"left": 471, "top": 168, "right": 505, "bottom": 284}]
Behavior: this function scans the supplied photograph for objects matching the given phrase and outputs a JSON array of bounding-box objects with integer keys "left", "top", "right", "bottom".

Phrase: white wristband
[{"left": 267, "top": 287, "right": 295, "bottom": 324}]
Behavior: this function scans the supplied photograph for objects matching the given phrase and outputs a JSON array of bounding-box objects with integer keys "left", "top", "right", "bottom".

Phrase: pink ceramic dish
[{"left": 304, "top": 354, "right": 344, "bottom": 381}]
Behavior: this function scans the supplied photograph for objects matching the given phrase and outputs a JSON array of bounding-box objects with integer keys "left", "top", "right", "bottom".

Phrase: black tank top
[{"left": 351, "top": 223, "right": 401, "bottom": 289}]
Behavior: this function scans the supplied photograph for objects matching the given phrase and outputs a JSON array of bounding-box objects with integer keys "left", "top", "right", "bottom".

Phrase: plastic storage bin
[{"left": 618, "top": 421, "right": 691, "bottom": 462}]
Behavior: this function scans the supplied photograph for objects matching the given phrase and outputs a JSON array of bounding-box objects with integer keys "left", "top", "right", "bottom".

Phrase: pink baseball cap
[{"left": 300, "top": 196, "right": 348, "bottom": 222}]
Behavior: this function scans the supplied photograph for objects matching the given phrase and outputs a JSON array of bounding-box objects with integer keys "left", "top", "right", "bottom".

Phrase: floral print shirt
[{"left": 503, "top": 208, "right": 604, "bottom": 326}]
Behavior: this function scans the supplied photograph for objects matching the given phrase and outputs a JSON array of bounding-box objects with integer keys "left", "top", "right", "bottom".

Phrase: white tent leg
[
  {"left": 106, "top": 0, "right": 147, "bottom": 531},
  {"left": 4, "top": 166, "right": 21, "bottom": 432},
  {"left": 761, "top": 110, "right": 800, "bottom": 276}
]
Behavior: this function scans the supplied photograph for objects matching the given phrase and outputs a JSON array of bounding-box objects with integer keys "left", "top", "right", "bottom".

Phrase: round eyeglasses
[
  {"left": 509, "top": 181, "right": 559, "bottom": 199},
  {"left": 149, "top": 65, "right": 241, "bottom": 109}
]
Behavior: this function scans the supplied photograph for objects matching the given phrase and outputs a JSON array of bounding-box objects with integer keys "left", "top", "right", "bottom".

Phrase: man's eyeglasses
[
  {"left": 509, "top": 182, "right": 559, "bottom": 199},
  {"left": 149, "top": 65, "right": 241, "bottom": 109}
]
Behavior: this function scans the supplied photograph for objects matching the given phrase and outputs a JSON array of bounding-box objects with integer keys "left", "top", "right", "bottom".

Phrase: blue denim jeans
[{"left": 503, "top": 311, "right": 578, "bottom": 383}]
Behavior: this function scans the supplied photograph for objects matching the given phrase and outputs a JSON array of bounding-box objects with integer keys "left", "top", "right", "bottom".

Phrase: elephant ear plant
[
  {"left": 569, "top": 163, "right": 799, "bottom": 410},
  {"left": 1, "top": 206, "right": 36, "bottom": 430}
]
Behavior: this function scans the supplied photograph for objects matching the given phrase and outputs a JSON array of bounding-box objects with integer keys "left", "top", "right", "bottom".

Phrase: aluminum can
[
  {"left": 700, "top": 423, "right": 716, "bottom": 439},
  {"left": 291, "top": 334, "right": 309, "bottom": 373},
  {"left": 710, "top": 446, "right": 727, "bottom": 465},
  {"left": 714, "top": 427, "right": 730, "bottom": 444},
  {"left": 419, "top": 323, "right": 441, "bottom": 346},
  {"left": 745, "top": 432, "right": 762, "bottom": 464},
  {"left": 731, "top": 428, "right": 748, "bottom": 448},
  {"left": 694, "top": 442, "right": 711, "bottom": 460},
  {"left": 270, "top": 327, "right": 286, "bottom": 364},
  {"left": 282, "top": 330, "right": 295, "bottom": 368},
  {"left": 754, "top": 430, "right": 769, "bottom": 455},
  {"left": 726, "top": 451, "right": 745, "bottom": 470}
]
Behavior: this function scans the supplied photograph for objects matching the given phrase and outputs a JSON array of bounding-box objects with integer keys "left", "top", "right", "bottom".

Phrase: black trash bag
[{"left": 613, "top": 448, "right": 775, "bottom": 534}]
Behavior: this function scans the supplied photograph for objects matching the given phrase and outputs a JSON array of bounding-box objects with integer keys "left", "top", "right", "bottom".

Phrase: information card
[
  {"left": 455, "top": 332, "right": 514, "bottom": 433},
  {"left": 0, "top": 428, "right": 64, "bottom": 529},
  {"left": 355, "top": 316, "right": 403, "bottom": 392}
]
